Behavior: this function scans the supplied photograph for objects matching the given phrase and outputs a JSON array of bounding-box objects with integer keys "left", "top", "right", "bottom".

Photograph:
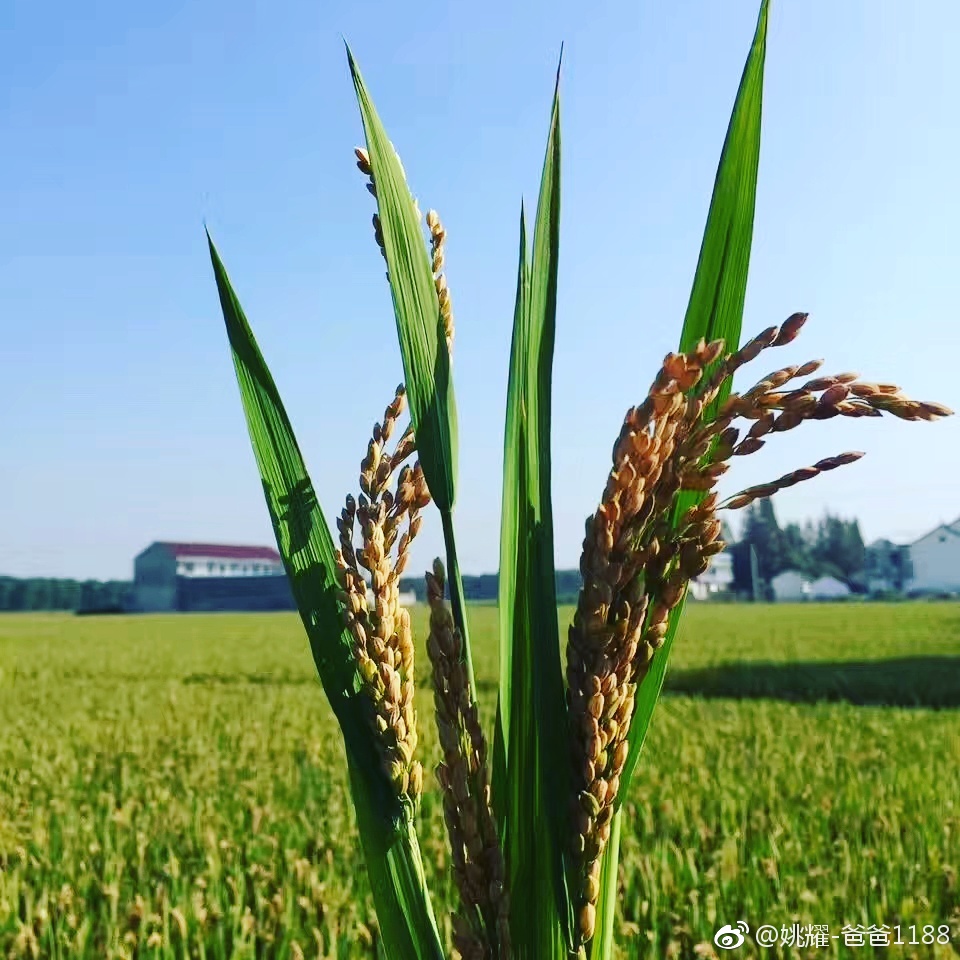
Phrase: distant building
[
  {"left": 907, "top": 517, "right": 960, "bottom": 595},
  {"left": 131, "top": 542, "right": 295, "bottom": 612},
  {"left": 690, "top": 550, "right": 734, "bottom": 600},
  {"left": 864, "top": 538, "right": 912, "bottom": 594},
  {"left": 809, "top": 575, "right": 851, "bottom": 600},
  {"left": 770, "top": 569, "right": 810, "bottom": 602}
]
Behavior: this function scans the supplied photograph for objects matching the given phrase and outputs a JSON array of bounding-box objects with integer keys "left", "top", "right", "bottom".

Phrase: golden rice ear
[
  {"left": 331, "top": 382, "right": 431, "bottom": 810},
  {"left": 719, "top": 453, "right": 864, "bottom": 510},
  {"left": 568, "top": 299, "right": 954, "bottom": 946},
  {"left": 567, "top": 338, "right": 726, "bottom": 941},
  {"left": 425, "top": 563, "right": 510, "bottom": 959},
  {"left": 426, "top": 210, "right": 455, "bottom": 355}
]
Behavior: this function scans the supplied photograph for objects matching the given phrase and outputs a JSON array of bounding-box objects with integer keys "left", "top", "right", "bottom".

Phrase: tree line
[
  {"left": 0, "top": 577, "right": 130, "bottom": 613},
  {"left": 730, "top": 499, "right": 866, "bottom": 598},
  {"left": 398, "top": 569, "right": 583, "bottom": 605},
  {"left": 401, "top": 502, "right": 868, "bottom": 604},
  {"left": 0, "top": 505, "right": 864, "bottom": 612}
]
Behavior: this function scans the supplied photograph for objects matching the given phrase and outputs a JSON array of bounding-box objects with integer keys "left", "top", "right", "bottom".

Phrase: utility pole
[{"left": 749, "top": 543, "right": 760, "bottom": 602}]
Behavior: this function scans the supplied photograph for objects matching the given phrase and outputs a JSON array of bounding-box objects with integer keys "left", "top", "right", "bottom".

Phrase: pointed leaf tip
[
  {"left": 495, "top": 74, "right": 571, "bottom": 953},
  {"left": 344, "top": 40, "right": 359, "bottom": 76}
]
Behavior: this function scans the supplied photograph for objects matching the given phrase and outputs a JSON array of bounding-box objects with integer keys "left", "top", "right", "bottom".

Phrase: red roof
[{"left": 155, "top": 542, "right": 282, "bottom": 562}]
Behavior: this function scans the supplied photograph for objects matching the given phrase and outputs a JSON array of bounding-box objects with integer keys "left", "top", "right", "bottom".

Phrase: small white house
[
  {"left": 771, "top": 570, "right": 810, "bottom": 602},
  {"left": 690, "top": 551, "right": 734, "bottom": 600},
  {"left": 907, "top": 518, "right": 960, "bottom": 595},
  {"left": 809, "top": 575, "right": 851, "bottom": 600}
]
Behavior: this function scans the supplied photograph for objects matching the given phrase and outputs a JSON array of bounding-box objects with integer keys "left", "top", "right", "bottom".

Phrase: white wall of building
[
  {"left": 909, "top": 522, "right": 960, "bottom": 594},
  {"left": 771, "top": 570, "right": 809, "bottom": 601},
  {"left": 132, "top": 543, "right": 178, "bottom": 611},
  {"left": 690, "top": 552, "right": 734, "bottom": 600},
  {"left": 175, "top": 557, "right": 283, "bottom": 578},
  {"left": 809, "top": 576, "right": 851, "bottom": 599}
]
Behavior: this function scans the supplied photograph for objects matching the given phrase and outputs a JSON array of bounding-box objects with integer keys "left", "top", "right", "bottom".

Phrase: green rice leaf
[
  {"left": 495, "top": 62, "right": 575, "bottom": 958},
  {"left": 492, "top": 207, "right": 530, "bottom": 828},
  {"left": 346, "top": 45, "right": 477, "bottom": 696},
  {"left": 207, "top": 233, "right": 445, "bottom": 960},
  {"left": 618, "top": 0, "right": 769, "bottom": 807},
  {"left": 345, "top": 46, "right": 457, "bottom": 515}
]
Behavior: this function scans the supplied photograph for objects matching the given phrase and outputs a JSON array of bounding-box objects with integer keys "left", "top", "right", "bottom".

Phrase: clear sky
[{"left": 1, "top": 0, "right": 958, "bottom": 582}]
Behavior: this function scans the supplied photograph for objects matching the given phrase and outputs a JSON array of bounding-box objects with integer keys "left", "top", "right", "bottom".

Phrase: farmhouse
[
  {"left": 130, "top": 542, "right": 295, "bottom": 612},
  {"left": 690, "top": 550, "right": 734, "bottom": 600},
  {"left": 809, "top": 575, "right": 851, "bottom": 600},
  {"left": 907, "top": 517, "right": 960, "bottom": 595}
]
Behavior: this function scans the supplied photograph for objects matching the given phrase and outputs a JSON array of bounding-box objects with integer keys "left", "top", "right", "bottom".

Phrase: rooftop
[{"left": 153, "top": 542, "right": 282, "bottom": 562}]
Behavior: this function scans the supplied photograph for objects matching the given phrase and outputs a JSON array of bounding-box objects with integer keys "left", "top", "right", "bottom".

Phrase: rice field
[{"left": 1, "top": 603, "right": 958, "bottom": 958}]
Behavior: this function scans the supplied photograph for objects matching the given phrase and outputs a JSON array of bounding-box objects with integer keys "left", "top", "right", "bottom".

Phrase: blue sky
[{"left": 1, "top": 0, "right": 957, "bottom": 581}]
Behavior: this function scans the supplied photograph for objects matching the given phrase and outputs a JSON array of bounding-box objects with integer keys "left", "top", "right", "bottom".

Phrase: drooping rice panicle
[
  {"left": 334, "top": 384, "right": 430, "bottom": 804},
  {"left": 356, "top": 144, "right": 425, "bottom": 261},
  {"left": 425, "top": 560, "right": 510, "bottom": 960},
  {"left": 356, "top": 146, "right": 454, "bottom": 358},
  {"left": 567, "top": 313, "right": 953, "bottom": 943},
  {"left": 426, "top": 210, "right": 454, "bottom": 354},
  {"left": 355, "top": 147, "right": 387, "bottom": 270}
]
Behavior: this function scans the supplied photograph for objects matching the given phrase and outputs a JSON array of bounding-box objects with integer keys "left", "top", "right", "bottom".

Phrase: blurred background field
[{"left": 1, "top": 603, "right": 958, "bottom": 958}]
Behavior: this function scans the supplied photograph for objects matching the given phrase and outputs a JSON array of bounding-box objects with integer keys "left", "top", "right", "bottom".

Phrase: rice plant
[{"left": 206, "top": 3, "right": 952, "bottom": 957}]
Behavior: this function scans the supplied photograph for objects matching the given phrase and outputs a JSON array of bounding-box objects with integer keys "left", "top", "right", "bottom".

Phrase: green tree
[
  {"left": 782, "top": 521, "right": 816, "bottom": 576},
  {"left": 813, "top": 513, "right": 865, "bottom": 584},
  {"left": 741, "top": 498, "right": 789, "bottom": 584}
]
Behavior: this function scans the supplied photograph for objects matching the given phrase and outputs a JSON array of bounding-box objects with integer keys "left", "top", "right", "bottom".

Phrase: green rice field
[{"left": 1, "top": 603, "right": 958, "bottom": 958}]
